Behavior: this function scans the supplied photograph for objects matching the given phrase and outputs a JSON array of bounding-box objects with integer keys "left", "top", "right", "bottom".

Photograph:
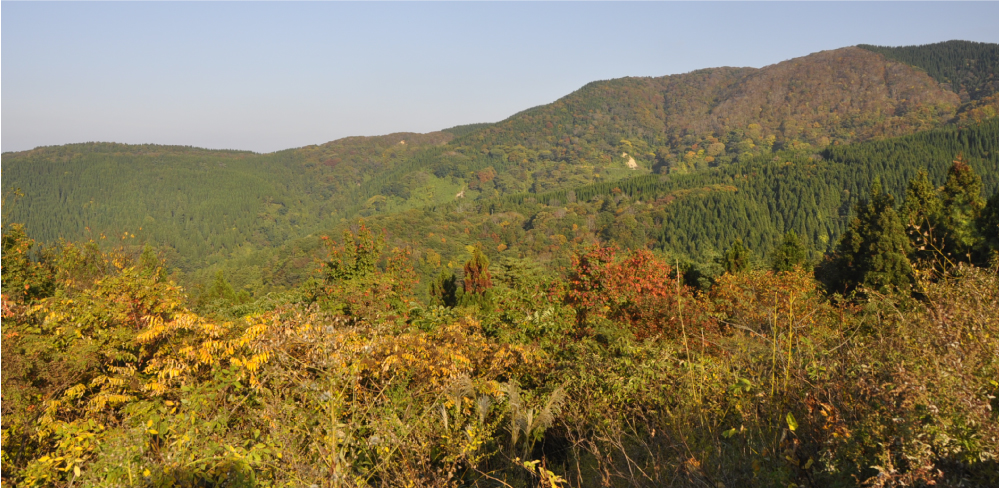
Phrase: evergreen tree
[
  {"left": 460, "top": 244, "right": 494, "bottom": 310},
  {"left": 203, "top": 270, "right": 236, "bottom": 304},
  {"left": 833, "top": 178, "right": 913, "bottom": 292},
  {"left": 722, "top": 239, "right": 751, "bottom": 274},
  {"left": 939, "top": 157, "right": 986, "bottom": 260},
  {"left": 429, "top": 270, "right": 459, "bottom": 308},
  {"left": 323, "top": 224, "right": 383, "bottom": 284},
  {"left": 462, "top": 244, "right": 493, "bottom": 295},
  {"left": 975, "top": 191, "right": 999, "bottom": 263},
  {"left": 138, "top": 243, "right": 168, "bottom": 281},
  {"left": 771, "top": 230, "right": 808, "bottom": 272},
  {"left": 902, "top": 170, "right": 944, "bottom": 263}
]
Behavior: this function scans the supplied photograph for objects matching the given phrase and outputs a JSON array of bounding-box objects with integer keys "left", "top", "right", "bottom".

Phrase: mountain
[
  {"left": 7, "top": 40, "right": 999, "bottom": 488},
  {"left": 3, "top": 41, "right": 996, "bottom": 288},
  {"left": 859, "top": 40, "right": 999, "bottom": 102},
  {"left": 451, "top": 46, "right": 958, "bottom": 176},
  {"left": 225, "top": 118, "right": 998, "bottom": 295},
  {"left": 2, "top": 134, "right": 455, "bottom": 270}
]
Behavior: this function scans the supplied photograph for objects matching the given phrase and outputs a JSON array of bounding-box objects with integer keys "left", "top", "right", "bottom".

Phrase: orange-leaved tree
[{"left": 566, "top": 246, "right": 710, "bottom": 339}]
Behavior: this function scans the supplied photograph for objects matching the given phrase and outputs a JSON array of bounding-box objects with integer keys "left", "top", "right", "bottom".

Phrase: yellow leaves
[
  {"left": 143, "top": 381, "right": 167, "bottom": 395},
  {"left": 356, "top": 319, "right": 538, "bottom": 390},
  {"left": 786, "top": 412, "right": 799, "bottom": 432},
  {"left": 141, "top": 312, "right": 280, "bottom": 393},
  {"left": 64, "top": 384, "right": 87, "bottom": 400},
  {"left": 86, "top": 393, "right": 134, "bottom": 413},
  {"left": 711, "top": 268, "right": 825, "bottom": 336}
]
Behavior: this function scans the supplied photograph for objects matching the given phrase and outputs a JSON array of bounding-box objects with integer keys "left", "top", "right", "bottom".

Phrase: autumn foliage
[
  {"left": 3, "top": 222, "right": 999, "bottom": 487},
  {"left": 565, "top": 246, "right": 709, "bottom": 339}
]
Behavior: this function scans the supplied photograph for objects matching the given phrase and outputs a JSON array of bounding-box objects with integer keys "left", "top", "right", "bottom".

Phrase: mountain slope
[
  {"left": 215, "top": 119, "right": 999, "bottom": 295},
  {"left": 3, "top": 42, "right": 995, "bottom": 281},
  {"left": 2, "top": 134, "right": 454, "bottom": 270},
  {"left": 448, "top": 47, "right": 958, "bottom": 174},
  {"left": 859, "top": 40, "right": 999, "bottom": 102}
]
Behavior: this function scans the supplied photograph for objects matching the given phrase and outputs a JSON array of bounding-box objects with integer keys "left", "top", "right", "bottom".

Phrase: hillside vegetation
[
  {"left": 4, "top": 44, "right": 984, "bottom": 279},
  {"left": 2, "top": 134, "right": 456, "bottom": 271},
  {"left": 4, "top": 39, "right": 999, "bottom": 488},
  {"left": 210, "top": 119, "right": 999, "bottom": 297},
  {"left": 859, "top": 40, "right": 999, "bottom": 102},
  {"left": 4, "top": 165, "right": 999, "bottom": 485}
]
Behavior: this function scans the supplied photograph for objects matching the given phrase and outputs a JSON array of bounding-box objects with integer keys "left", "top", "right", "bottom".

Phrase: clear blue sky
[{"left": 3, "top": 2, "right": 998, "bottom": 153}]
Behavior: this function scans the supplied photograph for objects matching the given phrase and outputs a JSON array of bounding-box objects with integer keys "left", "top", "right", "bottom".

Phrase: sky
[{"left": 3, "top": 2, "right": 999, "bottom": 154}]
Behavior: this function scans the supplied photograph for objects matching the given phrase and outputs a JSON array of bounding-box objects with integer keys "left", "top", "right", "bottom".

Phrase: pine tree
[
  {"left": 430, "top": 270, "right": 459, "bottom": 308},
  {"left": 456, "top": 244, "right": 495, "bottom": 310},
  {"left": 939, "top": 157, "right": 986, "bottom": 260},
  {"left": 902, "top": 170, "right": 944, "bottom": 264},
  {"left": 204, "top": 270, "right": 236, "bottom": 304},
  {"left": 975, "top": 191, "right": 999, "bottom": 263},
  {"left": 722, "top": 239, "right": 751, "bottom": 274},
  {"left": 833, "top": 178, "right": 913, "bottom": 293},
  {"left": 771, "top": 230, "right": 809, "bottom": 272},
  {"left": 463, "top": 244, "right": 493, "bottom": 295}
]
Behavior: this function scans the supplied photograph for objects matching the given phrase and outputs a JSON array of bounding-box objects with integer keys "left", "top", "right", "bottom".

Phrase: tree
[
  {"left": 771, "top": 230, "right": 809, "bottom": 272},
  {"left": 311, "top": 223, "right": 415, "bottom": 319},
  {"left": 459, "top": 244, "right": 494, "bottom": 310},
  {"left": 975, "top": 191, "right": 999, "bottom": 263},
  {"left": 722, "top": 239, "right": 752, "bottom": 274},
  {"left": 204, "top": 269, "right": 236, "bottom": 303},
  {"left": 938, "top": 157, "right": 986, "bottom": 260},
  {"left": 1, "top": 223, "right": 54, "bottom": 303},
  {"left": 901, "top": 170, "right": 943, "bottom": 264},
  {"left": 322, "top": 223, "right": 384, "bottom": 284},
  {"left": 430, "top": 270, "right": 459, "bottom": 308},
  {"left": 462, "top": 244, "right": 493, "bottom": 296},
  {"left": 831, "top": 178, "right": 913, "bottom": 293}
]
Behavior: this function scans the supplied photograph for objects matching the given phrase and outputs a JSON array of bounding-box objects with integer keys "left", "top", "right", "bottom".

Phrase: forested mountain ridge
[
  {"left": 3, "top": 41, "right": 995, "bottom": 284},
  {"left": 1, "top": 134, "right": 455, "bottom": 270},
  {"left": 859, "top": 40, "right": 999, "bottom": 102},
  {"left": 220, "top": 118, "right": 998, "bottom": 296},
  {"left": 452, "top": 46, "right": 959, "bottom": 176},
  {"left": 5, "top": 41, "right": 999, "bottom": 486}
]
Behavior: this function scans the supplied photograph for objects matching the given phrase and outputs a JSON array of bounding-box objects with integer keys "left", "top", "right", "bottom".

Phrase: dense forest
[
  {"left": 859, "top": 40, "right": 999, "bottom": 102},
  {"left": 3, "top": 155, "right": 998, "bottom": 486},
  {"left": 3, "top": 40, "right": 999, "bottom": 487},
  {"left": 202, "top": 119, "right": 999, "bottom": 297},
  {"left": 3, "top": 44, "right": 974, "bottom": 280}
]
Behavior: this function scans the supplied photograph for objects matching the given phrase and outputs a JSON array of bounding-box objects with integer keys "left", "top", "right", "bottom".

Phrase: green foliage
[
  {"left": 859, "top": 40, "right": 999, "bottom": 101},
  {"left": 5, "top": 216, "right": 999, "bottom": 486},
  {"left": 771, "top": 230, "right": 809, "bottom": 272},
  {"left": 429, "top": 269, "right": 459, "bottom": 308},
  {"left": 828, "top": 179, "right": 913, "bottom": 293},
  {"left": 976, "top": 191, "right": 999, "bottom": 260},
  {"left": 901, "top": 159, "right": 990, "bottom": 269},
  {"left": 4, "top": 44, "right": 974, "bottom": 296},
  {"left": 0, "top": 134, "right": 454, "bottom": 283},
  {"left": 902, "top": 170, "right": 944, "bottom": 263},
  {"left": 939, "top": 157, "right": 987, "bottom": 258},
  {"left": 322, "top": 224, "right": 384, "bottom": 284},
  {"left": 722, "top": 239, "right": 752, "bottom": 274},
  {"left": 6, "top": 41, "right": 999, "bottom": 487},
  {"left": 1, "top": 223, "right": 55, "bottom": 302},
  {"left": 306, "top": 224, "right": 417, "bottom": 321}
]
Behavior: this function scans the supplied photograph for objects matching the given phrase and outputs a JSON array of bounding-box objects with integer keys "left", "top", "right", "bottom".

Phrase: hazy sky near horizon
[{"left": 4, "top": 2, "right": 999, "bottom": 154}]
